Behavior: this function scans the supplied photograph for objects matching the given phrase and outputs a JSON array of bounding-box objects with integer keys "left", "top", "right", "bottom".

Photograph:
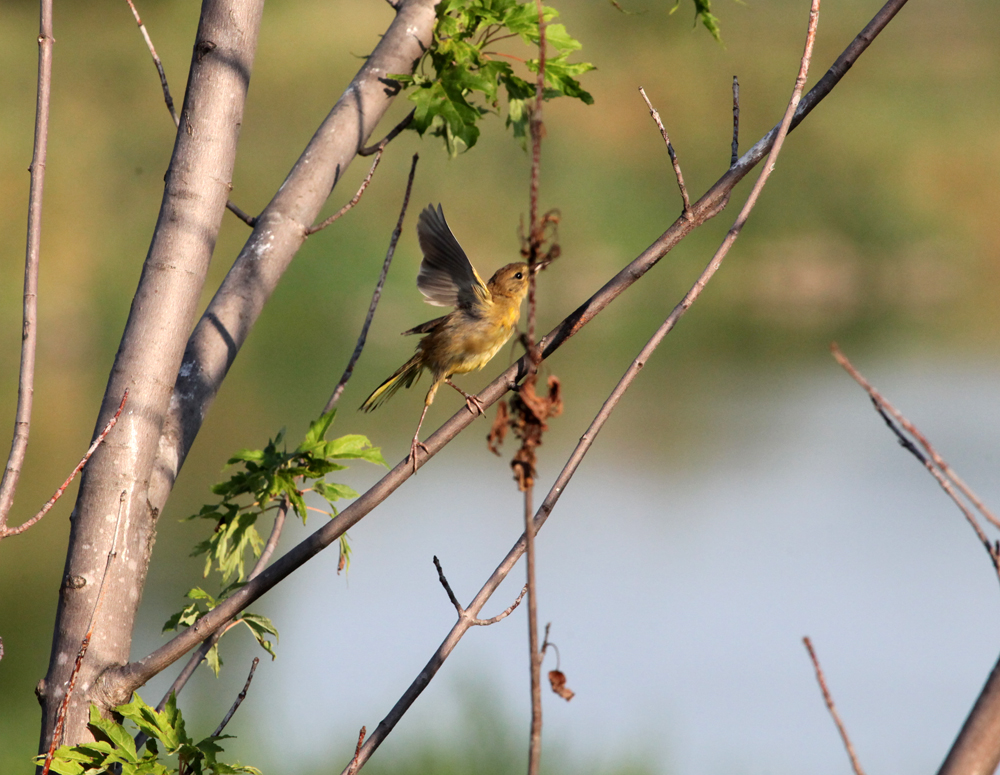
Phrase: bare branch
[
  {"left": 939, "top": 652, "right": 1000, "bottom": 775},
  {"left": 124, "top": 0, "right": 178, "bottom": 126},
  {"left": 323, "top": 153, "right": 419, "bottom": 412},
  {"left": 359, "top": 109, "right": 414, "bottom": 156},
  {"left": 306, "top": 143, "right": 388, "bottom": 235},
  {"left": 0, "top": 0, "right": 53, "bottom": 531},
  {"left": 526, "top": 3, "right": 548, "bottom": 771},
  {"left": 638, "top": 86, "right": 692, "bottom": 215},
  {"left": 803, "top": 637, "right": 866, "bottom": 775},
  {"left": 1, "top": 391, "right": 128, "bottom": 540},
  {"left": 731, "top": 76, "right": 740, "bottom": 167},
  {"left": 831, "top": 344, "right": 1000, "bottom": 573},
  {"left": 124, "top": 0, "right": 257, "bottom": 227},
  {"left": 212, "top": 657, "right": 259, "bottom": 737},
  {"left": 433, "top": 556, "right": 526, "bottom": 626},
  {"left": 225, "top": 201, "right": 257, "bottom": 227},
  {"left": 346, "top": 727, "right": 367, "bottom": 775}
]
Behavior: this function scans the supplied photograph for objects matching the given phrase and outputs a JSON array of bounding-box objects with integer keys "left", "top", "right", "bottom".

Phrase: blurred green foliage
[{"left": 1, "top": 0, "right": 999, "bottom": 771}]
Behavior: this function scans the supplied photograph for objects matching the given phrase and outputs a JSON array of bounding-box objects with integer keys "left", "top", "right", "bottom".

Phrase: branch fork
[{"left": 433, "top": 556, "right": 527, "bottom": 626}]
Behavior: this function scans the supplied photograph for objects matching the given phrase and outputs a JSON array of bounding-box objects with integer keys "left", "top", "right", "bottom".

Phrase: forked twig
[
  {"left": 306, "top": 142, "right": 389, "bottom": 235},
  {"left": 639, "top": 86, "right": 692, "bottom": 215},
  {"left": 2, "top": 391, "right": 128, "bottom": 539},
  {"left": 433, "top": 556, "right": 527, "bottom": 626},
  {"left": 42, "top": 491, "right": 127, "bottom": 775},
  {"left": 359, "top": 109, "right": 414, "bottom": 156},
  {"left": 831, "top": 344, "right": 1000, "bottom": 572},
  {"left": 211, "top": 657, "right": 260, "bottom": 737},
  {"left": 803, "top": 637, "right": 867, "bottom": 775},
  {"left": 122, "top": 0, "right": 256, "bottom": 226},
  {"left": 324, "top": 153, "right": 419, "bottom": 411}
]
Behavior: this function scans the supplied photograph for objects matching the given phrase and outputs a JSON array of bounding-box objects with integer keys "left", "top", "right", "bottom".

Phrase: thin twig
[
  {"left": 831, "top": 344, "right": 1000, "bottom": 572},
  {"left": 0, "top": 0, "right": 53, "bottom": 532},
  {"left": 832, "top": 343, "right": 1000, "bottom": 533},
  {"left": 42, "top": 491, "right": 126, "bottom": 775},
  {"left": 123, "top": 0, "right": 255, "bottom": 227},
  {"left": 540, "top": 623, "right": 560, "bottom": 669},
  {"left": 306, "top": 143, "right": 388, "bottom": 235},
  {"left": 803, "top": 637, "right": 867, "bottom": 775},
  {"left": 359, "top": 109, "right": 414, "bottom": 156},
  {"left": 324, "top": 153, "right": 419, "bottom": 412},
  {"left": 433, "top": 556, "right": 527, "bottom": 626},
  {"left": 638, "top": 87, "right": 692, "bottom": 215},
  {"left": 346, "top": 727, "right": 367, "bottom": 775},
  {"left": 211, "top": 657, "right": 259, "bottom": 737},
  {"left": 125, "top": 0, "right": 178, "bottom": 125},
  {"left": 225, "top": 201, "right": 257, "bottom": 227},
  {"left": 731, "top": 76, "right": 740, "bottom": 167},
  {"left": 2, "top": 391, "right": 128, "bottom": 539}
]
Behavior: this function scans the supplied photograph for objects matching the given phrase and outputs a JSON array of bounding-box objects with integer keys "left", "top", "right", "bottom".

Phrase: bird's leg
[
  {"left": 410, "top": 382, "right": 441, "bottom": 474},
  {"left": 409, "top": 404, "right": 431, "bottom": 474},
  {"left": 445, "top": 378, "right": 486, "bottom": 416}
]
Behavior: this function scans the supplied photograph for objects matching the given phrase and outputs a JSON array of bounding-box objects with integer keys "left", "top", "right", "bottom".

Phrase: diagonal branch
[
  {"left": 832, "top": 344, "right": 1000, "bottom": 574},
  {"left": 639, "top": 86, "right": 692, "bottom": 215},
  {"left": 324, "top": 154, "right": 420, "bottom": 412},
  {"left": 1, "top": 391, "right": 128, "bottom": 539},
  {"left": 803, "top": 637, "right": 866, "bottom": 775}
]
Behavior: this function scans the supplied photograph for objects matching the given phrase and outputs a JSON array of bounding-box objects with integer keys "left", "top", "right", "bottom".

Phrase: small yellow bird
[{"left": 361, "top": 204, "right": 532, "bottom": 471}]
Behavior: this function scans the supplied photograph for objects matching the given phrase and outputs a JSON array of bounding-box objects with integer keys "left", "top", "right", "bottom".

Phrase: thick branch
[
  {"left": 147, "top": 0, "right": 438, "bottom": 517},
  {"left": 39, "top": 0, "right": 265, "bottom": 751}
]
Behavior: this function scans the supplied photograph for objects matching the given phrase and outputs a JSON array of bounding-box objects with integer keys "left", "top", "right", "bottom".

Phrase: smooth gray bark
[
  {"left": 38, "top": 0, "right": 265, "bottom": 751},
  {"left": 146, "top": 0, "right": 438, "bottom": 517}
]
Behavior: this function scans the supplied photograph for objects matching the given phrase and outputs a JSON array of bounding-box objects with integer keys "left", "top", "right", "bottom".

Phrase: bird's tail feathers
[{"left": 360, "top": 354, "right": 424, "bottom": 412}]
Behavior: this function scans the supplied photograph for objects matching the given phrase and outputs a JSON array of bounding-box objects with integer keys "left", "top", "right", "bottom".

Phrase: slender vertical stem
[
  {"left": 525, "top": 3, "right": 547, "bottom": 772},
  {"left": 524, "top": 485, "right": 542, "bottom": 775},
  {"left": 0, "top": 0, "right": 54, "bottom": 529}
]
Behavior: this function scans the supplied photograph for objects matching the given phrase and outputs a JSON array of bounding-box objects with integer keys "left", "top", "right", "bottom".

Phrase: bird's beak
[{"left": 530, "top": 260, "right": 548, "bottom": 275}]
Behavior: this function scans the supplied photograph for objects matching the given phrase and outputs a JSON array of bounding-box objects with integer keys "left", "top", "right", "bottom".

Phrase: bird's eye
[{"left": 515, "top": 272, "right": 523, "bottom": 279}]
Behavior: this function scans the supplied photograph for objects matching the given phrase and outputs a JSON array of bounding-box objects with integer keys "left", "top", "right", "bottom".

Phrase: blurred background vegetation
[{"left": 1, "top": 0, "right": 998, "bottom": 771}]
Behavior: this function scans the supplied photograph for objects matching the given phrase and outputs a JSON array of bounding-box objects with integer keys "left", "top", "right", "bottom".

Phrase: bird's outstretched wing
[{"left": 416, "top": 204, "right": 490, "bottom": 309}]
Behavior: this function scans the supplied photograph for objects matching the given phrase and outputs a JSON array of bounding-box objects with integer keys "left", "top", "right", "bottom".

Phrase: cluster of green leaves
[
  {"left": 164, "top": 411, "right": 386, "bottom": 673},
  {"left": 42, "top": 694, "right": 259, "bottom": 775},
  {"left": 162, "top": 588, "right": 279, "bottom": 675},
  {"left": 393, "top": 0, "right": 594, "bottom": 155}
]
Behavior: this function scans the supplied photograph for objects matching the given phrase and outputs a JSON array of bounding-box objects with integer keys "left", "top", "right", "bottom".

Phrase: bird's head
[{"left": 487, "top": 262, "right": 532, "bottom": 302}]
